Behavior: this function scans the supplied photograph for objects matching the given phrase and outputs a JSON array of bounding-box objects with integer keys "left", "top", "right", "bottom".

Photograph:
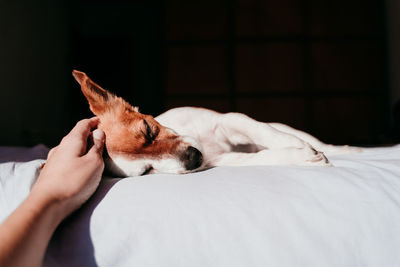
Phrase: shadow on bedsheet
[
  {"left": 0, "top": 145, "right": 49, "bottom": 163},
  {"left": 44, "top": 178, "right": 121, "bottom": 267}
]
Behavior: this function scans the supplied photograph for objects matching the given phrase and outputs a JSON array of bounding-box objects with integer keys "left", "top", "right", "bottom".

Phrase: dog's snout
[{"left": 182, "top": 146, "right": 203, "bottom": 171}]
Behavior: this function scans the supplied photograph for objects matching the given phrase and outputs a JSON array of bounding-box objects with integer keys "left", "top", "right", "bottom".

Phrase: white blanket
[{"left": 1, "top": 146, "right": 400, "bottom": 267}]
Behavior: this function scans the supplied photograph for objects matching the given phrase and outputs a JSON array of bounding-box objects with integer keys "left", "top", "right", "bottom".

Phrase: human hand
[{"left": 31, "top": 117, "right": 105, "bottom": 220}]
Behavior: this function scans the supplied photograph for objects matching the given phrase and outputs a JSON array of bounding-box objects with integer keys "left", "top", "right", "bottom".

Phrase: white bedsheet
[{"left": 1, "top": 146, "right": 400, "bottom": 267}]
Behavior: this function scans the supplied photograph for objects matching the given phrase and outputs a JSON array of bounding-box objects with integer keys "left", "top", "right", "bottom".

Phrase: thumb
[
  {"left": 89, "top": 129, "right": 105, "bottom": 156},
  {"left": 47, "top": 146, "right": 58, "bottom": 159}
]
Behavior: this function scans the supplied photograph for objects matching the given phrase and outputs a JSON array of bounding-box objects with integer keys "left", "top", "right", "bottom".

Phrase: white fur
[
  {"left": 155, "top": 107, "right": 361, "bottom": 170},
  {"left": 106, "top": 156, "right": 187, "bottom": 177}
]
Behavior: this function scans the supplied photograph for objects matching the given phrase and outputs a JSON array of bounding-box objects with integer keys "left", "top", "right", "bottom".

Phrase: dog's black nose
[{"left": 182, "top": 146, "right": 203, "bottom": 171}]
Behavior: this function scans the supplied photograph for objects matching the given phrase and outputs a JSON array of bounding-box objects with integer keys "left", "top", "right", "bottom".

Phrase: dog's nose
[{"left": 182, "top": 146, "right": 203, "bottom": 171}]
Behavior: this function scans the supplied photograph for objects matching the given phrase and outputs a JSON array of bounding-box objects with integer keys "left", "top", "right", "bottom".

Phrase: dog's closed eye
[{"left": 143, "top": 120, "right": 156, "bottom": 144}]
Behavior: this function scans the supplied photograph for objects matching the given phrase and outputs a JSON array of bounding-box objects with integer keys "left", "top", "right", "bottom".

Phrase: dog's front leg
[
  {"left": 217, "top": 112, "right": 309, "bottom": 150},
  {"left": 210, "top": 147, "right": 330, "bottom": 167}
]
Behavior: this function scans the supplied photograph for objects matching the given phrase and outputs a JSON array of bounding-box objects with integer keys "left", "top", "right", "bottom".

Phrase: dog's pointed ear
[
  {"left": 72, "top": 70, "right": 114, "bottom": 115},
  {"left": 72, "top": 70, "right": 136, "bottom": 116}
]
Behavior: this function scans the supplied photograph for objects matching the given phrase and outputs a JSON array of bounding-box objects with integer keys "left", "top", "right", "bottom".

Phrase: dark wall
[
  {"left": 0, "top": 0, "right": 392, "bottom": 147},
  {"left": 163, "top": 0, "right": 389, "bottom": 145},
  {"left": 0, "top": 2, "right": 69, "bottom": 146}
]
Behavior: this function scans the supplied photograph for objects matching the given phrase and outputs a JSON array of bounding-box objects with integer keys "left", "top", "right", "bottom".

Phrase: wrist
[
  {"left": 0, "top": 185, "right": 69, "bottom": 267},
  {"left": 28, "top": 188, "right": 69, "bottom": 226}
]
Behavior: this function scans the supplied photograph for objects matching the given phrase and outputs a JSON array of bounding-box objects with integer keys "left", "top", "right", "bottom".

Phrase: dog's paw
[
  {"left": 307, "top": 149, "right": 331, "bottom": 166},
  {"left": 299, "top": 146, "right": 332, "bottom": 167}
]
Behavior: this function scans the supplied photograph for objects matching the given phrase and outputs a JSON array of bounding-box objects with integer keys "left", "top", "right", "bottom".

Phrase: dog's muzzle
[{"left": 182, "top": 146, "right": 203, "bottom": 171}]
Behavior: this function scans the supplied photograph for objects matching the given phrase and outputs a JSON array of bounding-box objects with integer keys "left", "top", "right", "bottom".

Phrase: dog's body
[
  {"left": 156, "top": 107, "right": 359, "bottom": 168},
  {"left": 72, "top": 70, "right": 360, "bottom": 177}
]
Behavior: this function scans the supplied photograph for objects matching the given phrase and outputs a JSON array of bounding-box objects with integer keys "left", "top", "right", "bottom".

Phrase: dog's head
[{"left": 72, "top": 70, "right": 203, "bottom": 177}]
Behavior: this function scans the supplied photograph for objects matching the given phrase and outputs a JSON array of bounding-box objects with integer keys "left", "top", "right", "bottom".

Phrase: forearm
[
  {"left": 0, "top": 190, "right": 64, "bottom": 267},
  {"left": 0, "top": 119, "right": 104, "bottom": 266}
]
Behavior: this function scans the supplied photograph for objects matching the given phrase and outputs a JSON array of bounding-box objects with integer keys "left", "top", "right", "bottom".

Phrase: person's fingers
[
  {"left": 63, "top": 117, "right": 100, "bottom": 156},
  {"left": 69, "top": 117, "right": 99, "bottom": 138},
  {"left": 87, "top": 129, "right": 105, "bottom": 160}
]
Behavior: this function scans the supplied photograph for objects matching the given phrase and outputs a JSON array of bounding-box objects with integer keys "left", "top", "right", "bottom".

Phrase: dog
[{"left": 72, "top": 70, "right": 361, "bottom": 177}]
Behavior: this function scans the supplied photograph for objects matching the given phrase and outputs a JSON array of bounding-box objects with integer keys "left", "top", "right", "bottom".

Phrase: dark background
[{"left": 0, "top": 0, "right": 397, "bottom": 147}]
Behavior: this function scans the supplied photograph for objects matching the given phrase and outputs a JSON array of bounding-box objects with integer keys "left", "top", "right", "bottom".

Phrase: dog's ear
[{"left": 72, "top": 70, "right": 136, "bottom": 116}]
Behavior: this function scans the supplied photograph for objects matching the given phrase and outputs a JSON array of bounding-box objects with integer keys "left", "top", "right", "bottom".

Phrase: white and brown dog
[{"left": 72, "top": 70, "right": 360, "bottom": 177}]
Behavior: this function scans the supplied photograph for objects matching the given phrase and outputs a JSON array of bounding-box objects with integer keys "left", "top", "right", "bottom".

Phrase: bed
[{"left": 1, "top": 145, "right": 400, "bottom": 267}]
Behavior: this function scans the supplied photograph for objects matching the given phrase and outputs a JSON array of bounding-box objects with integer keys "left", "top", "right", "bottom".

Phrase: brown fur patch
[
  {"left": 100, "top": 112, "right": 183, "bottom": 159},
  {"left": 73, "top": 70, "right": 185, "bottom": 160}
]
